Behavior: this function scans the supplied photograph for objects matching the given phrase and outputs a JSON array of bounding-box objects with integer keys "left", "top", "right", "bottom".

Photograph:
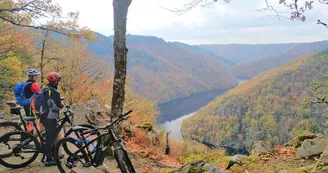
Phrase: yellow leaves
[
  {"left": 0, "top": 55, "right": 23, "bottom": 85},
  {"left": 0, "top": 21, "right": 34, "bottom": 60},
  {"left": 78, "top": 28, "right": 97, "bottom": 41}
]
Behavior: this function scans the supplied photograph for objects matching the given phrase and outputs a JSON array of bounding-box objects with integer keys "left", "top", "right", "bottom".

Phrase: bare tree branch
[
  {"left": 0, "top": 16, "right": 67, "bottom": 35},
  {"left": 256, "top": 0, "right": 289, "bottom": 20},
  {"left": 162, "top": 0, "right": 325, "bottom": 21},
  {"left": 160, "top": 0, "right": 230, "bottom": 15}
]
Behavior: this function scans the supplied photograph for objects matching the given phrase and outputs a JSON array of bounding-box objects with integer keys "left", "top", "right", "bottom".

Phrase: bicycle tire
[
  {"left": 55, "top": 137, "right": 89, "bottom": 173},
  {"left": 0, "top": 131, "right": 40, "bottom": 168},
  {"left": 114, "top": 147, "right": 136, "bottom": 173},
  {"left": 63, "top": 124, "right": 101, "bottom": 155},
  {"left": 0, "top": 121, "right": 23, "bottom": 136}
]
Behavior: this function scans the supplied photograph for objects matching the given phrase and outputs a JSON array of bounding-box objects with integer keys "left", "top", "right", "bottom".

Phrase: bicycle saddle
[
  {"left": 72, "top": 126, "right": 90, "bottom": 131},
  {"left": 10, "top": 106, "right": 23, "bottom": 115}
]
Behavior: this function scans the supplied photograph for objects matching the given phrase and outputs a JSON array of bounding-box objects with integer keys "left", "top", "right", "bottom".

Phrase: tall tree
[{"left": 110, "top": 0, "right": 132, "bottom": 133}]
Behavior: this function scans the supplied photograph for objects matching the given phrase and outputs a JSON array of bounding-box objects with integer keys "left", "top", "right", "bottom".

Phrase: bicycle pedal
[
  {"left": 74, "top": 140, "right": 82, "bottom": 148},
  {"left": 83, "top": 162, "right": 92, "bottom": 167},
  {"left": 65, "top": 161, "right": 74, "bottom": 169}
]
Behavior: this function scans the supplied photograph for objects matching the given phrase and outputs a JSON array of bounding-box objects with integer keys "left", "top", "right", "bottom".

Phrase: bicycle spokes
[{"left": 0, "top": 131, "right": 40, "bottom": 168}]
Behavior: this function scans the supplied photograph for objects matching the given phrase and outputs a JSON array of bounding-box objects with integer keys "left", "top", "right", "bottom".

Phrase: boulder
[
  {"left": 286, "top": 133, "right": 317, "bottom": 148},
  {"left": 71, "top": 101, "right": 106, "bottom": 125},
  {"left": 71, "top": 102, "right": 92, "bottom": 125},
  {"left": 296, "top": 135, "right": 328, "bottom": 158},
  {"left": 226, "top": 154, "right": 248, "bottom": 170},
  {"left": 172, "top": 160, "right": 226, "bottom": 173},
  {"left": 231, "top": 154, "right": 248, "bottom": 164},
  {"left": 203, "top": 163, "right": 227, "bottom": 173},
  {"left": 251, "top": 141, "right": 273, "bottom": 156}
]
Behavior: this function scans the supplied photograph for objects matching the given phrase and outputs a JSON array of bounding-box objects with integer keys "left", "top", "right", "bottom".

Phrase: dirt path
[
  {"left": 0, "top": 156, "right": 58, "bottom": 173},
  {"left": 0, "top": 152, "right": 171, "bottom": 173}
]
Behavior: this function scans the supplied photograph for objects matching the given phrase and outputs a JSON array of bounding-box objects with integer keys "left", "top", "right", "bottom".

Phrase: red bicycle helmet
[{"left": 47, "top": 72, "right": 61, "bottom": 83}]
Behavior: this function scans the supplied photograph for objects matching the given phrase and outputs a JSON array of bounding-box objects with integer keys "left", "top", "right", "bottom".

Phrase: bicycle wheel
[
  {"left": 63, "top": 124, "right": 100, "bottom": 155},
  {"left": 114, "top": 147, "right": 136, "bottom": 173},
  {"left": 0, "top": 122, "right": 23, "bottom": 136},
  {"left": 55, "top": 137, "right": 89, "bottom": 173},
  {"left": 0, "top": 131, "right": 40, "bottom": 168}
]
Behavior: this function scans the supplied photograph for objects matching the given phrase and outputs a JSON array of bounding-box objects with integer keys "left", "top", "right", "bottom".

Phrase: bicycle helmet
[
  {"left": 47, "top": 72, "right": 61, "bottom": 83},
  {"left": 27, "top": 69, "right": 41, "bottom": 76}
]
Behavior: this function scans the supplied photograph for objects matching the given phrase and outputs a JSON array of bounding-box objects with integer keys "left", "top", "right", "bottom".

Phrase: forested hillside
[
  {"left": 230, "top": 52, "right": 303, "bottom": 79},
  {"left": 0, "top": 19, "right": 158, "bottom": 124},
  {"left": 181, "top": 51, "right": 328, "bottom": 148},
  {"left": 88, "top": 34, "right": 238, "bottom": 103}
]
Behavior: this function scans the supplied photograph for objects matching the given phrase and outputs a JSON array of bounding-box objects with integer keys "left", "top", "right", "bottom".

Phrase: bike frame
[
  {"left": 64, "top": 110, "right": 132, "bottom": 166},
  {"left": 12, "top": 108, "right": 76, "bottom": 161}
]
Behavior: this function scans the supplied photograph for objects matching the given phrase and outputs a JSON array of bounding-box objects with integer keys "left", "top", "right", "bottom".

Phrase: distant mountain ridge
[
  {"left": 197, "top": 41, "right": 328, "bottom": 64},
  {"left": 85, "top": 32, "right": 328, "bottom": 103},
  {"left": 197, "top": 41, "right": 328, "bottom": 79},
  {"left": 87, "top": 33, "right": 237, "bottom": 103}
]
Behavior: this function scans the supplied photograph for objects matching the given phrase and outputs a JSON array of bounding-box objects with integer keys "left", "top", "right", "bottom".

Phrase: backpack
[
  {"left": 31, "top": 87, "right": 52, "bottom": 118},
  {"left": 14, "top": 82, "right": 32, "bottom": 106}
]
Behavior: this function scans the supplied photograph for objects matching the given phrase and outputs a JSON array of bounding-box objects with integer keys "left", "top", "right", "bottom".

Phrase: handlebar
[
  {"left": 81, "top": 110, "right": 132, "bottom": 135},
  {"left": 64, "top": 105, "right": 73, "bottom": 116}
]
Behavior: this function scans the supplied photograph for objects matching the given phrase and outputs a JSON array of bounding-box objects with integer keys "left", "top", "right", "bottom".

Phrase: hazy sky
[{"left": 56, "top": 0, "right": 328, "bottom": 44}]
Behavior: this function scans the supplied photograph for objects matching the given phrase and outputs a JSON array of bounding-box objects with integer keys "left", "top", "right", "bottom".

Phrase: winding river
[{"left": 160, "top": 79, "right": 248, "bottom": 139}]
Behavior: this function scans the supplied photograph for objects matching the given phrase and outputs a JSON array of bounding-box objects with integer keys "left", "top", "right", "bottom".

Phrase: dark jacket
[
  {"left": 41, "top": 83, "right": 64, "bottom": 119},
  {"left": 24, "top": 79, "right": 41, "bottom": 98}
]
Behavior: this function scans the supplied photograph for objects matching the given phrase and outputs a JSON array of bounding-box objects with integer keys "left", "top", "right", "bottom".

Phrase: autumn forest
[{"left": 1, "top": 0, "right": 328, "bottom": 172}]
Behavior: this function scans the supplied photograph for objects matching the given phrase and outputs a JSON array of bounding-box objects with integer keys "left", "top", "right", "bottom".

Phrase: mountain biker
[
  {"left": 24, "top": 69, "right": 41, "bottom": 132},
  {"left": 40, "top": 72, "right": 64, "bottom": 166}
]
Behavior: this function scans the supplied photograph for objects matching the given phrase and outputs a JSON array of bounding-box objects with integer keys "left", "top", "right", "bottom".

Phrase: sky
[{"left": 55, "top": 0, "right": 328, "bottom": 44}]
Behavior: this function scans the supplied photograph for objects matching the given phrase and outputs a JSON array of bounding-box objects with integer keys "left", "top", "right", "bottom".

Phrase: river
[{"left": 160, "top": 79, "right": 249, "bottom": 139}]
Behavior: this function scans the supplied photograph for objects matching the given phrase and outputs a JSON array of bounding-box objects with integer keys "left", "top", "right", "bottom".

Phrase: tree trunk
[
  {"left": 40, "top": 30, "right": 50, "bottom": 87},
  {"left": 110, "top": 0, "right": 132, "bottom": 135},
  {"left": 165, "top": 131, "right": 171, "bottom": 155}
]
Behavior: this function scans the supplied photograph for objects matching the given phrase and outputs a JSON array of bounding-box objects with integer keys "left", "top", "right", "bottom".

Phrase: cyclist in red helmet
[{"left": 40, "top": 72, "right": 64, "bottom": 166}]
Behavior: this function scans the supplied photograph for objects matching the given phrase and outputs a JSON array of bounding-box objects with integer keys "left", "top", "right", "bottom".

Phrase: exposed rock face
[{"left": 296, "top": 135, "right": 328, "bottom": 158}]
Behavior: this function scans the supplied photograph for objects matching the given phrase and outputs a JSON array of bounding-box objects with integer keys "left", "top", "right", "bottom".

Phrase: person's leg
[
  {"left": 56, "top": 128, "right": 64, "bottom": 158},
  {"left": 23, "top": 105, "right": 33, "bottom": 133},
  {"left": 35, "top": 119, "right": 44, "bottom": 142},
  {"left": 40, "top": 118, "right": 57, "bottom": 165},
  {"left": 23, "top": 105, "right": 31, "bottom": 117}
]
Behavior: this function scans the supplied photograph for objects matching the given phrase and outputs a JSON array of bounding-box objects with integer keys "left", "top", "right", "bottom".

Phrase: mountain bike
[
  {"left": 0, "top": 105, "right": 101, "bottom": 169},
  {"left": 0, "top": 102, "right": 28, "bottom": 136},
  {"left": 55, "top": 110, "right": 136, "bottom": 173},
  {"left": 0, "top": 101, "right": 96, "bottom": 138}
]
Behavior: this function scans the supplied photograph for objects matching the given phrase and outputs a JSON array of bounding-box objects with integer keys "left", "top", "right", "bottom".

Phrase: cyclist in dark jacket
[
  {"left": 40, "top": 72, "right": 64, "bottom": 166},
  {"left": 24, "top": 69, "right": 41, "bottom": 132}
]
